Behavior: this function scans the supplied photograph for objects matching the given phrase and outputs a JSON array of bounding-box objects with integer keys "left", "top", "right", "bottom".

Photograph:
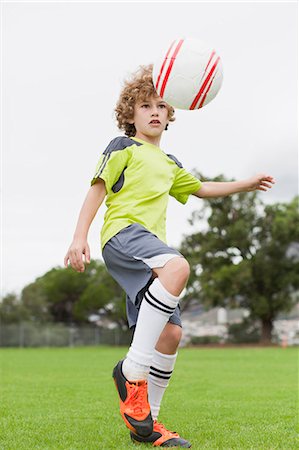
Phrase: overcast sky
[{"left": 2, "top": 1, "right": 298, "bottom": 296}]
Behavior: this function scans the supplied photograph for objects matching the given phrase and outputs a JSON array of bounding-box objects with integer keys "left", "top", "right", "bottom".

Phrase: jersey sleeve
[
  {"left": 169, "top": 158, "right": 202, "bottom": 204},
  {"left": 90, "top": 137, "right": 131, "bottom": 191}
]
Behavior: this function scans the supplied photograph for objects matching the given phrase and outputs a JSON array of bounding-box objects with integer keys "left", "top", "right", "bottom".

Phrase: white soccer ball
[{"left": 153, "top": 37, "right": 223, "bottom": 110}]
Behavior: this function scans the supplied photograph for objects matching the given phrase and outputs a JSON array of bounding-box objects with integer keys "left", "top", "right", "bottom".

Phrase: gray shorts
[{"left": 102, "top": 223, "right": 183, "bottom": 329}]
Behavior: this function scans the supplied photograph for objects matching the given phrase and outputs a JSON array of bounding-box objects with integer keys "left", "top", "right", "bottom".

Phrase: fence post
[
  {"left": 114, "top": 327, "right": 120, "bottom": 346},
  {"left": 69, "top": 327, "right": 74, "bottom": 347},
  {"left": 19, "top": 322, "right": 25, "bottom": 348},
  {"left": 94, "top": 327, "right": 100, "bottom": 345},
  {"left": 45, "top": 326, "right": 50, "bottom": 347}
]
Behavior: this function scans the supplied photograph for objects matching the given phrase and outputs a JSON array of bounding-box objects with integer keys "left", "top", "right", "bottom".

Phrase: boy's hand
[
  {"left": 64, "top": 240, "right": 90, "bottom": 272},
  {"left": 245, "top": 174, "right": 275, "bottom": 192}
]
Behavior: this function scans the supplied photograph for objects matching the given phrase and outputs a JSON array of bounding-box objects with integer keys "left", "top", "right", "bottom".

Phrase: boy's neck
[{"left": 134, "top": 132, "right": 162, "bottom": 148}]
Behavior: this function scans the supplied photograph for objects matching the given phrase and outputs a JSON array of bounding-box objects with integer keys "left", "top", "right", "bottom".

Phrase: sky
[{"left": 1, "top": 1, "right": 298, "bottom": 296}]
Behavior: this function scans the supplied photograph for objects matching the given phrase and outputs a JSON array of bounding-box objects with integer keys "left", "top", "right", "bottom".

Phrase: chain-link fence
[{"left": 0, "top": 322, "right": 133, "bottom": 347}]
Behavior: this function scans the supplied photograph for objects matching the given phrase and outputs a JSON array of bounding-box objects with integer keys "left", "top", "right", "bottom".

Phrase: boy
[{"left": 64, "top": 65, "right": 274, "bottom": 448}]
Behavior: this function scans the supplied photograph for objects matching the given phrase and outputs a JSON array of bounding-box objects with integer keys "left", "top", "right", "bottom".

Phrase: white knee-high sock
[
  {"left": 122, "top": 278, "right": 180, "bottom": 381},
  {"left": 148, "top": 350, "right": 178, "bottom": 420}
]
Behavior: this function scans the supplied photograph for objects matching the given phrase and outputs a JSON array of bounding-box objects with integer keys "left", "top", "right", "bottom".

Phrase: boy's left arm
[{"left": 193, "top": 174, "right": 275, "bottom": 198}]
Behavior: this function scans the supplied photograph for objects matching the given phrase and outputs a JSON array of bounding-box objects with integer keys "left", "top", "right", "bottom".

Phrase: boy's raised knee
[
  {"left": 177, "top": 257, "right": 190, "bottom": 282},
  {"left": 167, "top": 257, "right": 190, "bottom": 285},
  {"left": 153, "top": 257, "right": 190, "bottom": 296}
]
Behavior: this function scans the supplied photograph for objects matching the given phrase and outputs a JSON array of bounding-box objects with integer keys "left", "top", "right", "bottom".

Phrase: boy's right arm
[{"left": 64, "top": 179, "right": 106, "bottom": 272}]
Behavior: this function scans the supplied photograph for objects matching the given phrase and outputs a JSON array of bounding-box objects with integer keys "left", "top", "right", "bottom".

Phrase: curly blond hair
[{"left": 115, "top": 64, "right": 175, "bottom": 137}]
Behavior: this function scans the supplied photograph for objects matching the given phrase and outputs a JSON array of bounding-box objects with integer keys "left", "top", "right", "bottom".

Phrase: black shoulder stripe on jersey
[
  {"left": 95, "top": 136, "right": 141, "bottom": 179},
  {"left": 103, "top": 136, "right": 141, "bottom": 155},
  {"left": 96, "top": 151, "right": 112, "bottom": 179},
  {"left": 166, "top": 154, "right": 183, "bottom": 168}
]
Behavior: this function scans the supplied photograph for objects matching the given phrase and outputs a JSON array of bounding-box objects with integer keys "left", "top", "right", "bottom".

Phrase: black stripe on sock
[
  {"left": 150, "top": 366, "right": 173, "bottom": 375},
  {"left": 144, "top": 295, "right": 175, "bottom": 314},
  {"left": 149, "top": 371, "right": 171, "bottom": 380},
  {"left": 145, "top": 291, "right": 176, "bottom": 313}
]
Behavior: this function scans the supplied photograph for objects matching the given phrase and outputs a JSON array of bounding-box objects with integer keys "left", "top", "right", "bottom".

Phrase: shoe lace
[
  {"left": 154, "top": 420, "right": 179, "bottom": 438},
  {"left": 126, "top": 381, "right": 147, "bottom": 414}
]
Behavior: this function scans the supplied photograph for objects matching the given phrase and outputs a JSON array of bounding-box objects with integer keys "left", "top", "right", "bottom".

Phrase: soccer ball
[{"left": 152, "top": 37, "right": 223, "bottom": 110}]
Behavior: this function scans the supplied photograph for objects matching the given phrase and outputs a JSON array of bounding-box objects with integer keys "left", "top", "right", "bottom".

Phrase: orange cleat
[
  {"left": 112, "top": 360, "right": 153, "bottom": 437},
  {"left": 130, "top": 420, "right": 192, "bottom": 447}
]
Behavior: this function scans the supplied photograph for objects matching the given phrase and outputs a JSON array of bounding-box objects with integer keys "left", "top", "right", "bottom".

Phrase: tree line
[{"left": 1, "top": 176, "right": 298, "bottom": 344}]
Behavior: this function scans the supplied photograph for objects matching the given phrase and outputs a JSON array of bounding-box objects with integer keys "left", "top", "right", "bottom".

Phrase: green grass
[{"left": 0, "top": 346, "right": 298, "bottom": 449}]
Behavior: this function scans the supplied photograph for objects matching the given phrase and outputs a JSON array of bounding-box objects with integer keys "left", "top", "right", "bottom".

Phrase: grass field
[{"left": 0, "top": 346, "right": 298, "bottom": 449}]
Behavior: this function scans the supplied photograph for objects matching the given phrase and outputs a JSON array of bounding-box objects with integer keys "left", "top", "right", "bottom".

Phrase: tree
[
  {"left": 33, "top": 264, "right": 91, "bottom": 323},
  {"left": 73, "top": 264, "right": 127, "bottom": 327},
  {"left": 21, "top": 282, "right": 51, "bottom": 322},
  {"left": 19, "top": 259, "right": 127, "bottom": 325},
  {"left": 180, "top": 173, "right": 299, "bottom": 343},
  {"left": 0, "top": 293, "right": 28, "bottom": 324}
]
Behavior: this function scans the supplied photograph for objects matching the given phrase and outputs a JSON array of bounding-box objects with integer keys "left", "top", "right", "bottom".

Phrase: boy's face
[{"left": 130, "top": 95, "right": 169, "bottom": 141}]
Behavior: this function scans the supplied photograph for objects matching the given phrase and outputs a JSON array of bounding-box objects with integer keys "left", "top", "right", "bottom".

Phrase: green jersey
[{"left": 91, "top": 136, "right": 202, "bottom": 249}]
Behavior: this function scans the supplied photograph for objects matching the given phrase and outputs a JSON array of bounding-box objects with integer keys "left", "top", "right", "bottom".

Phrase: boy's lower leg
[
  {"left": 129, "top": 324, "right": 192, "bottom": 448},
  {"left": 148, "top": 323, "right": 182, "bottom": 420}
]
